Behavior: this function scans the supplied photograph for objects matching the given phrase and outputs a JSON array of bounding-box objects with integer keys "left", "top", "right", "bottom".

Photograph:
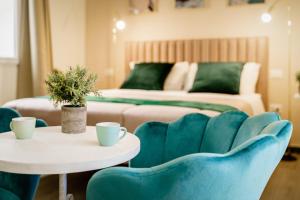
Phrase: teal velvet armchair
[
  {"left": 87, "top": 111, "right": 292, "bottom": 200},
  {"left": 0, "top": 108, "right": 48, "bottom": 200}
]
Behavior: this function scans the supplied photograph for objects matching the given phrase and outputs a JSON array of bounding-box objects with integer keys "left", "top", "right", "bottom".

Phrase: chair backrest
[
  {"left": 36, "top": 119, "right": 48, "bottom": 128},
  {"left": 87, "top": 118, "right": 292, "bottom": 200},
  {"left": 131, "top": 111, "right": 281, "bottom": 168},
  {"left": 0, "top": 108, "right": 48, "bottom": 132},
  {"left": 152, "top": 120, "right": 292, "bottom": 200},
  {"left": 0, "top": 107, "right": 47, "bottom": 200},
  {"left": 0, "top": 108, "right": 21, "bottom": 133}
]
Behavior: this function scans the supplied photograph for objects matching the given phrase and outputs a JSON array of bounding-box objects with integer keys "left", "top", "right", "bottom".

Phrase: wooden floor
[{"left": 35, "top": 154, "right": 300, "bottom": 200}]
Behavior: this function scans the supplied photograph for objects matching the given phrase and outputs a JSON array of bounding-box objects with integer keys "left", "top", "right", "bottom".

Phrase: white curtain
[
  {"left": 17, "top": 0, "right": 53, "bottom": 97},
  {"left": 17, "top": 0, "right": 33, "bottom": 98}
]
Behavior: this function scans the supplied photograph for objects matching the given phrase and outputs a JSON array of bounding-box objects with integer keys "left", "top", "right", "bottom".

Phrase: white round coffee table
[{"left": 0, "top": 126, "right": 140, "bottom": 200}]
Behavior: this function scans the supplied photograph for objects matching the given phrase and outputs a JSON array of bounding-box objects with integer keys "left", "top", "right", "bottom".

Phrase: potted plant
[
  {"left": 297, "top": 71, "right": 300, "bottom": 93},
  {"left": 45, "top": 66, "right": 99, "bottom": 133}
]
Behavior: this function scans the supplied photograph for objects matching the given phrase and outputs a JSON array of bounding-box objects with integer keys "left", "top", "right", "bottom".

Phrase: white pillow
[
  {"left": 164, "top": 62, "right": 189, "bottom": 90},
  {"left": 129, "top": 61, "right": 137, "bottom": 70},
  {"left": 183, "top": 63, "right": 198, "bottom": 91},
  {"left": 239, "top": 62, "right": 261, "bottom": 95}
]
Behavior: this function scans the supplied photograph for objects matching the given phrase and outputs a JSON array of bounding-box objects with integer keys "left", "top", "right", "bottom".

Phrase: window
[{"left": 0, "top": 0, "right": 18, "bottom": 60}]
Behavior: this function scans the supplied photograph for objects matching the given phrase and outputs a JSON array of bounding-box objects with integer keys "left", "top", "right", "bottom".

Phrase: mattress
[{"left": 2, "top": 89, "right": 265, "bottom": 132}]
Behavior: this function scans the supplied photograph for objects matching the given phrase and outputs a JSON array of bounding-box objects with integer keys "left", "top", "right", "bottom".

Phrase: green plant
[
  {"left": 45, "top": 66, "right": 100, "bottom": 107},
  {"left": 296, "top": 71, "right": 300, "bottom": 83}
]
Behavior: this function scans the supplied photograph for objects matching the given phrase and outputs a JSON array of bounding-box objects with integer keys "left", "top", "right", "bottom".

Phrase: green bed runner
[
  {"left": 39, "top": 96, "right": 238, "bottom": 113},
  {"left": 88, "top": 96, "right": 237, "bottom": 113}
]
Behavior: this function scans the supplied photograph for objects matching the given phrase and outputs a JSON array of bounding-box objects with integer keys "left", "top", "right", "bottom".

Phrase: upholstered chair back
[
  {"left": 0, "top": 107, "right": 48, "bottom": 133},
  {"left": 87, "top": 111, "right": 292, "bottom": 200},
  {"left": 130, "top": 111, "right": 281, "bottom": 168},
  {"left": 0, "top": 108, "right": 20, "bottom": 133},
  {"left": 0, "top": 107, "right": 47, "bottom": 200}
]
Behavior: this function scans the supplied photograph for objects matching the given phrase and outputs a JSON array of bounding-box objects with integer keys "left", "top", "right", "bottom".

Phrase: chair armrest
[{"left": 88, "top": 153, "right": 222, "bottom": 200}]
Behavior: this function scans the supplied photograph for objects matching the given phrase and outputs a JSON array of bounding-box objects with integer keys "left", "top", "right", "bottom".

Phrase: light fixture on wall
[
  {"left": 261, "top": 12, "right": 272, "bottom": 23},
  {"left": 260, "top": 0, "right": 283, "bottom": 23},
  {"left": 112, "top": 17, "right": 126, "bottom": 43},
  {"left": 115, "top": 19, "right": 126, "bottom": 31},
  {"left": 261, "top": 0, "right": 293, "bottom": 26}
]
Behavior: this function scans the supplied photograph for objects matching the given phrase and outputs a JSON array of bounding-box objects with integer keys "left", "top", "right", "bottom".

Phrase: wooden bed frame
[{"left": 125, "top": 37, "right": 269, "bottom": 108}]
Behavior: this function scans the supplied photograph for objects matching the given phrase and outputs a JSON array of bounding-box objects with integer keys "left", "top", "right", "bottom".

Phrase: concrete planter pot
[{"left": 61, "top": 106, "right": 87, "bottom": 134}]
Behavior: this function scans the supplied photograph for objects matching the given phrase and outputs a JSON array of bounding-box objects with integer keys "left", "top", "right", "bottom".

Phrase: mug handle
[
  {"left": 10, "top": 122, "right": 13, "bottom": 131},
  {"left": 119, "top": 127, "right": 127, "bottom": 140}
]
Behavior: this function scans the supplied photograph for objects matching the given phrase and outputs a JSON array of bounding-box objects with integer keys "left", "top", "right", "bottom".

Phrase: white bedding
[{"left": 99, "top": 89, "right": 265, "bottom": 115}]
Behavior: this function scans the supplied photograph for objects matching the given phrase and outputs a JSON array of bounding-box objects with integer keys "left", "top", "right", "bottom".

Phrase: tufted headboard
[{"left": 124, "top": 37, "right": 269, "bottom": 108}]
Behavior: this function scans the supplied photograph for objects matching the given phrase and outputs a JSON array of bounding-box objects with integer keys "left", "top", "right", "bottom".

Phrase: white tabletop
[{"left": 0, "top": 126, "right": 140, "bottom": 175}]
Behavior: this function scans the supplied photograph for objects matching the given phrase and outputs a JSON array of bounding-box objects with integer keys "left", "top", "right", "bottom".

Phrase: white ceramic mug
[
  {"left": 10, "top": 117, "right": 36, "bottom": 139},
  {"left": 96, "top": 122, "right": 127, "bottom": 146}
]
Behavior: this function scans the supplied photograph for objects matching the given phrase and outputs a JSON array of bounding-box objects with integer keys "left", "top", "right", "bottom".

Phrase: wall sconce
[
  {"left": 112, "top": 18, "right": 126, "bottom": 43},
  {"left": 115, "top": 20, "right": 126, "bottom": 31},
  {"left": 260, "top": 0, "right": 283, "bottom": 23},
  {"left": 261, "top": 12, "right": 272, "bottom": 23}
]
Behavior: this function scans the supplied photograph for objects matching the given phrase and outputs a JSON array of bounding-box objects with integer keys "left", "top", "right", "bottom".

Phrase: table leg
[
  {"left": 59, "top": 174, "right": 67, "bottom": 200},
  {"left": 59, "top": 174, "right": 74, "bottom": 200}
]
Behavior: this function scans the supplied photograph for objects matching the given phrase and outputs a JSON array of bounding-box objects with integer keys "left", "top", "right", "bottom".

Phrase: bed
[{"left": 3, "top": 37, "right": 268, "bottom": 132}]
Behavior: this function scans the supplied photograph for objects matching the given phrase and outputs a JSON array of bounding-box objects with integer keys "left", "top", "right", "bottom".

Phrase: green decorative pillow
[
  {"left": 121, "top": 62, "right": 174, "bottom": 90},
  {"left": 189, "top": 62, "right": 244, "bottom": 94}
]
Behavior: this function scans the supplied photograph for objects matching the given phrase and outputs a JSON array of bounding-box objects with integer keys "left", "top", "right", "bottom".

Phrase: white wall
[
  {"left": 87, "top": 0, "right": 300, "bottom": 144},
  {"left": 0, "top": 63, "right": 17, "bottom": 105},
  {"left": 86, "top": 0, "right": 111, "bottom": 88},
  {"left": 49, "top": 0, "right": 86, "bottom": 71}
]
